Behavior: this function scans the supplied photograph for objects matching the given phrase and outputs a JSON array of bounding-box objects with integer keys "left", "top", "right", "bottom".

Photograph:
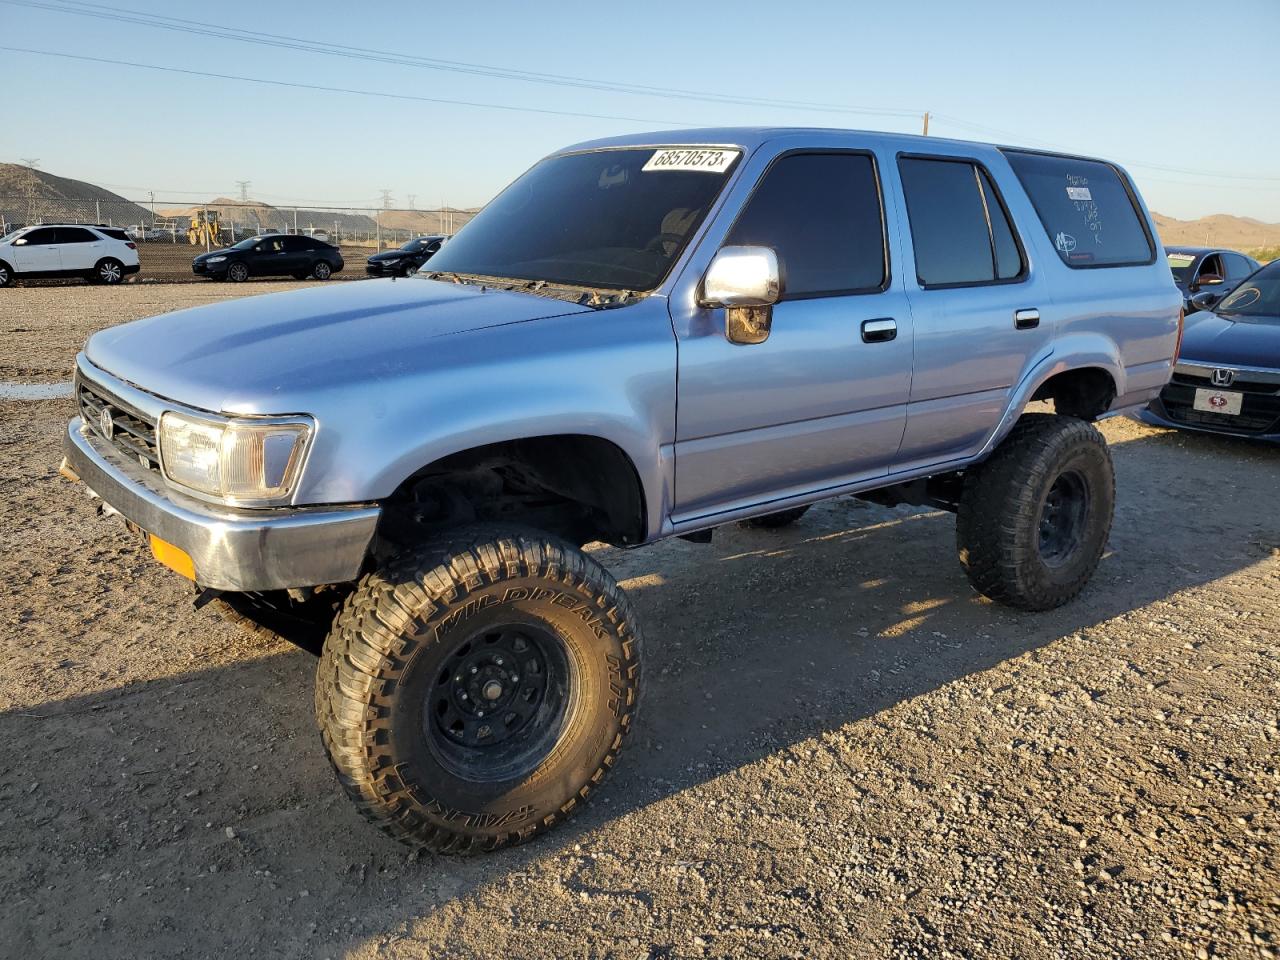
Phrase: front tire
[
  {"left": 0, "top": 260, "right": 13, "bottom": 287},
  {"left": 226, "top": 261, "right": 250, "bottom": 283},
  {"left": 956, "top": 414, "right": 1114, "bottom": 611},
  {"left": 316, "top": 527, "right": 642, "bottom": 852},
  {"left": 94, "top": 258, "right": 125, "bottom": 285}
]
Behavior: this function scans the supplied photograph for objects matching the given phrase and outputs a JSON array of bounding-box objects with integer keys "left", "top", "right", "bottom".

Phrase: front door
[
  {"left": 11, "top": 227, "right": 62, "bottom": 273},
  {"left": 672, "top": 151, "right": 913, "bottom": 521}
]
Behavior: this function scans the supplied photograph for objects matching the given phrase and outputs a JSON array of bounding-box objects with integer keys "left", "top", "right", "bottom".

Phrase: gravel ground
[{"left": 1, "top": 284, "right": 1277, "bottom": 959}]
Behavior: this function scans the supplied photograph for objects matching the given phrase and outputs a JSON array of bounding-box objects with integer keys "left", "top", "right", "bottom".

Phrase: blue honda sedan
[{"left": 1138, "top": 259, "right": 1280, "bottom": 441}]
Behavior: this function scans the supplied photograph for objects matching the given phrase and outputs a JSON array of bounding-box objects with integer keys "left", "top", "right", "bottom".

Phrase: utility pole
[
  {"left": 236, "top": 180, "right": 251, "bottom": 202},
  {"left": 922, "top": 112, "right": 930, "bottom": 136}
]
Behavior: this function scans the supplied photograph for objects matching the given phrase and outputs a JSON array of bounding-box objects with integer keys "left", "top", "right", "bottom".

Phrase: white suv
[{"left": 0, "top": 224, "right": 141, "bottom": 287}]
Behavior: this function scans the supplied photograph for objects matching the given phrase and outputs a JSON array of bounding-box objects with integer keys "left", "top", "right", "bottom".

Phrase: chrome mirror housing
[{"left": 699, "top": 246, "right": 781, "bottom": 308}]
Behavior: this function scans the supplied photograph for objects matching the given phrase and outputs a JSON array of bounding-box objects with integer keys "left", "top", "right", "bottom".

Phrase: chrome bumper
[{"left": 62, "top": 417, "right": 380, "bottom": 591}]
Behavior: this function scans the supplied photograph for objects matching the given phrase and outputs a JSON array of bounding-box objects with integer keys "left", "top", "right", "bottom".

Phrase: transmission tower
[
  {"left": 236, "top": 180, "right": 251, "bottom": 201},
  {"left": 407, "top": 194, "right": 416, "bottom": 210},
  {"left": 20, "top": 158, "right": 40, "bottom": 223},
  {"left": 379, "top": 189, "right": 394, "bottom": 209}
]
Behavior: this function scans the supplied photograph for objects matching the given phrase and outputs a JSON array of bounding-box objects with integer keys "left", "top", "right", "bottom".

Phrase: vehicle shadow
[{"left": 0, "top": 426, "right": 1274, "bottom": 958}]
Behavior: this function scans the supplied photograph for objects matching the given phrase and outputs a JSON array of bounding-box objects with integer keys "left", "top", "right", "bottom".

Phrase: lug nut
[
  {"left": 459, "top": 692, "right": 468, "bottom": 700},
  {"left": 495, "top": 656, "right": 504, "bottom": 666},
  {"left": 470, "top": 666, "right": 478, "bottom": 675},
  {"left": 476, "top": 710, "right": 485, "bottom": 717}
]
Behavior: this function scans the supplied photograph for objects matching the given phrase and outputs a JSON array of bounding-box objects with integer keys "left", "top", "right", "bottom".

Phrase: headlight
[
  {"left": 207, "top": 255, "right": 227, "bottom": 263},
  {"left": 381, "top": 258, "right": 400, "bottom": 265},
  {"left": 158, "top": 411, "right": 312, "bottom": 504}
]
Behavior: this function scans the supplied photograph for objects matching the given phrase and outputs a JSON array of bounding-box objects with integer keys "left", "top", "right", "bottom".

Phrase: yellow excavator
[{"left": 187, "top": 210, "right": 221, "bottom": 246}]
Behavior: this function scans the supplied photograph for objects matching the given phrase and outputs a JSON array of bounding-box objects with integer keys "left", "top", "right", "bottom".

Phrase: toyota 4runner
[{"left": 61, "top": 128, "right": 1183, "bottom": 852}]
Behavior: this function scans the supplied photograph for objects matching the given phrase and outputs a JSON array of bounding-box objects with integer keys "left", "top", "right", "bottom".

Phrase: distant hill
[
  {"left": 0, "top": 163, "right": 155, "bottom": 230},
  {"left": 1151, "top": 212, "right": 1280, "bottom": 253},
  {"left": 156, "top": 198, "right": 477, "bottom": 237}
]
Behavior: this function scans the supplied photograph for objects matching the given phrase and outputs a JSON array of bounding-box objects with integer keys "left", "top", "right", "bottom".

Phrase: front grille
[
  {"left": 1160, "top": 373, "right": 1280, "bottom": 434},
  {"left": 77, "top": 375, "right": 161, "bottom": 470}
]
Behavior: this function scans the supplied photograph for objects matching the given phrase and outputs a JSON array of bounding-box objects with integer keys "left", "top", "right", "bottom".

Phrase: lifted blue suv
[{"left": 63, "top": 128, "right": 1182, "bottom": 852}]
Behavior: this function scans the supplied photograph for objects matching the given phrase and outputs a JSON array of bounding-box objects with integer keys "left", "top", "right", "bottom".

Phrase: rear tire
[
  {"left": 956, "top": 414, "right": 1114, "bottom": 611},
  {"left": 312, "top": 261, "right": 332, "bottom": 280},
  {"left": 227, "top": 261, "right": 250, "bottom": 283},
  {"left": 0, "top": 260, "right": 12, "bottom": 287},
  {"left": 94, "top": 258, "right": 125, "bottom": 285},
  {"left": 316, "top": 526, "right": 642, "bottom": 852},
  {"left": 739, "top": 505, "right": 810, "bottom": 529}
]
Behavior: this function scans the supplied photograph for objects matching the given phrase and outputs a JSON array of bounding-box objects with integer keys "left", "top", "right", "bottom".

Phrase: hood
[
  {"left": 193, "top": 246, "right": 237, "bottom": 261},
  {"left": 367, "top": 249, "right": 412, "bottom": 263},
  {"left": 1180, "top": 310, "right": 1280, "bottom": 369},
  {"left": 85, "top": 278, "right": 593, "bottom": 413}
]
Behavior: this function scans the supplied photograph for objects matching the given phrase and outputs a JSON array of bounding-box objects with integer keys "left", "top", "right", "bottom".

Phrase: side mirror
[
  {"left": 1189, "top": 290, "right": 1220, "bottom": 313},
  {"left": 12, "top": 238, "right": 27, "bottom": 246},
  {"left": 699, "top": 246, "right": 781, "bottom": 345}
]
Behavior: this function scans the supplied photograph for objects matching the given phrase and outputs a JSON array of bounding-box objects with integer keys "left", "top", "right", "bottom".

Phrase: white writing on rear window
[{"left": 642, "top": 148, "right": 738, "bottom": 174}]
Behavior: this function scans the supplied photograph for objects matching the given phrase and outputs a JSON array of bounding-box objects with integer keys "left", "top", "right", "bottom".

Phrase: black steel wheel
[
  {"left": 316, "top": 526, "right": 642, "bottom": 853},
  {"left": 1038, "top": 470, "right": 1090, "bottom": 567}
]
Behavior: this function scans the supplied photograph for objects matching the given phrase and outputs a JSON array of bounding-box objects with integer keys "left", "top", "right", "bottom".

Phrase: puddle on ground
[{"left": 0, "top": 381, "right": 74, "bottom": 400}]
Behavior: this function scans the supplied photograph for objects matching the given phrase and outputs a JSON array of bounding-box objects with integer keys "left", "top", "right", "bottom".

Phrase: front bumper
[
  {"left": 1134, "top": 401, "right": 1280, "bottom": 443},
  {"left": 62, "top": 418, "right": 380, "bottom": 591}
]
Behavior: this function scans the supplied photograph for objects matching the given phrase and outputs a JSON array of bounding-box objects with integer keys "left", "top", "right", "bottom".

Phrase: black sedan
[
  {"left": 193, "top": 234, "right": 345, "bottom": 282},
  {"left": 365, "top": 235, "right": 447, "bottom": 277},
  {"left": 1137, "top": 258, "right": 1280, "bottom": 442},
  {"left": 1165, "top": 245, "right": 1259, "bottom": 311}
]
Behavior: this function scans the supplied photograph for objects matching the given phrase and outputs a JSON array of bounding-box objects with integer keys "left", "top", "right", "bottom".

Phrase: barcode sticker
[{"left": 1067, "top": 186, "right": 1093, "bottom": 202}]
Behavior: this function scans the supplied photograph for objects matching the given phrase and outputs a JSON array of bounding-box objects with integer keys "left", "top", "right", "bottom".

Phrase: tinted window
[
  {"left": 1003, "top": 151, "right": 1154, "bottom": 267},
  {"left": 23, "top": 227, "right": 58, "bottom": 245},
  {"left": 1223, "top": 253, "right": 1255, "bottom": 279},
  {"left": 726, "top": 153, "right": 885, "bottom": 297},
  {"left": 980, "top": 169, "right": 1022, "bottom": 280},
  {"left": 282, "top": 236, "right": 310, "bottom": 252},
  {"left": 99, "top": 228, "right": 129, "bottom": 242},
  {"left": 55, "top": 227, "right": 97, "bottom": 244},
  {"left": 899, "top": 157, "right": 1024, "bottom": 286}
]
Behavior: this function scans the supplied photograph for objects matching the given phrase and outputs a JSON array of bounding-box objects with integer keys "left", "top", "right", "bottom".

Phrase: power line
[
  {"left": 0, "top": 0, "right": 924, "bottom": 121},
  {"left": 0, "top": 45, "right": 693, "bottom": 126}
]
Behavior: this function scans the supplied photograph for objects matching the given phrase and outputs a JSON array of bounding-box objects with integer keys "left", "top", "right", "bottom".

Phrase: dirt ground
[{"left": 1, "top": 284, "right": 1277, "bottom": 959}]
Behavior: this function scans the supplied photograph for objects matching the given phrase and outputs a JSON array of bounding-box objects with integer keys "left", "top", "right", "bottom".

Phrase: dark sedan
[
  {"left": 365, "top": 235, "right": 448, "bottom": 277},
  {"left": 1138, "top": 259, "right": 1280, "bottom": 441},
  {"left": 193, "top": 234, "right": 345, "bottom": 282},
  {"left": 1165, "top": 245, "right": 1259, "bottom": 311}
]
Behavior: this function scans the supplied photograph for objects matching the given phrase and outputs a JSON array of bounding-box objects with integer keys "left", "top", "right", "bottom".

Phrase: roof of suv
[{"left": 557, "top": 127, "right": 1117, "bottom": 168}]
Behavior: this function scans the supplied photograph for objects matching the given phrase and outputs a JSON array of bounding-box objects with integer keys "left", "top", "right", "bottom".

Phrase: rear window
[
  {"left": 99, "top": 228, "right": 130, "bottom": 242},
  {"left": 1003, "top": 151, "right": 1154, "bottom": 268}
]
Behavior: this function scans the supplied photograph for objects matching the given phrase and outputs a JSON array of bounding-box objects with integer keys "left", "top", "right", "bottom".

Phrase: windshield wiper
[{"left": 424, "top": 271, "right": 641, "bottom": 308}]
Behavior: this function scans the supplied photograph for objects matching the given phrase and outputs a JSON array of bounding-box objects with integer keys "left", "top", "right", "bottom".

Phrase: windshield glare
[
  {"left": 425, "top": 147, "right": 740, "bottom": 291},
  {"left": 1216, "top": 262, "right": 1280, "bottom": 322}
]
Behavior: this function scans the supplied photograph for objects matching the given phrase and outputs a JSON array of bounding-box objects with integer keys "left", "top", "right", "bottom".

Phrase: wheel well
[
  {"left": 375, "top": 435, "right": 647, "bottom": 555},
  {"left": 1030, "top": 367, "right": 1116, "bottom": 421}
]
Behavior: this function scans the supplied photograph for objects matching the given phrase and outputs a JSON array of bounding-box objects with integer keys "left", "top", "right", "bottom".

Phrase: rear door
[
  {"left": 11, "top": 227, "right": 63, "bottom": 273},
  {"left": 892, "top": 154, "right": 1050, "bottom": 469},
  {"left": 280, "top": 236, "right": 312, "bottom": 273},
  {"left": 54, "top": 226, "right": 102, "bottom": 271}
]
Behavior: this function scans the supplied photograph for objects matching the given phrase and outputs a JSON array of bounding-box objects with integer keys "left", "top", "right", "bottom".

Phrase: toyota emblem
[
  {"left": 99, "top": 407, "right": 114, "bottom": 440},
  {"left": 1210, "top": 368, "right": 1236, "bottom": 387}
]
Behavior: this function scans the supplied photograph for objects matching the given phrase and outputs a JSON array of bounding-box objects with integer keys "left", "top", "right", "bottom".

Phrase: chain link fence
[{"left": 0, "top": 195, "right": 475, "bottom": 282}]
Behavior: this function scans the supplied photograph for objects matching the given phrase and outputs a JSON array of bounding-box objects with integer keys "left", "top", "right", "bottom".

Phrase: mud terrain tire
[
  {"left": 956, "top": 414, "right": 1114, "bottom": 611},
  {"left": 316, "top": 526, "right": 642, "bottom": 852}
]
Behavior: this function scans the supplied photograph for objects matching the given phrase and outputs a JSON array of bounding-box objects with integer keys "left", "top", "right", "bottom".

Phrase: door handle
[
  {"left": 1015, "top": 308, "right": 1040, "bottom": 330},
  {"left": 861, "top": 317, "right": 897, "bottom": 343}
]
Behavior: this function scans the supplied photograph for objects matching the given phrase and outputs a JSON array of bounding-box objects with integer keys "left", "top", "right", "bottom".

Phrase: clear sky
[{"left": 2, "top": 0, "right": 1278, "bottom": 219}]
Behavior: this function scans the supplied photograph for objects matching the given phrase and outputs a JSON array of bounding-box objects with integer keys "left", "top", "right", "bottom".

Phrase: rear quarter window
[{"left": 1003, "top": 151, "right": 1154, "bottom": 268}]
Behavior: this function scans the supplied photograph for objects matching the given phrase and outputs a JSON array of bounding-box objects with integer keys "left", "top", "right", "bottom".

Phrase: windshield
[
  {"left": 1167, "top": 252, "right": 1196, "bottom": 281},
  {"left": 231, "top": 237, "right": 260, "bottom": 250},
  {"left": 402, "top": 238, "right": 433, "bottom": 252},
  {"left": 0, "top": 228, "right": 24, "bottom": 244},
  {"left": 1215, "top": 261, "right": 1280, "bottom": 323},
  {"left": 425, "top": 147, "right": 741, "bottom": 292}
]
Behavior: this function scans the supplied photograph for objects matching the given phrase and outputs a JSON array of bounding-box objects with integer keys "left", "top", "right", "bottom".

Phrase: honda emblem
[{"left": 1210, "top": 368, "right": 1236, "bottom": 387}]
